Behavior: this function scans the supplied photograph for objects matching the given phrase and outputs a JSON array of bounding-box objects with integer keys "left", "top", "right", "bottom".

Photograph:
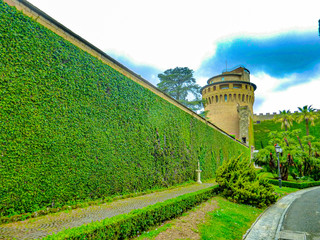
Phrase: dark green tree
[{"left": 157, "top": 67, "right": 202, "bottom": 111}]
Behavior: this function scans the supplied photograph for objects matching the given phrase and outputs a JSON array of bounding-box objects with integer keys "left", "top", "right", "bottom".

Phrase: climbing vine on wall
[{"left": 0, "top": 0, "right": 249, "bottom": 217}]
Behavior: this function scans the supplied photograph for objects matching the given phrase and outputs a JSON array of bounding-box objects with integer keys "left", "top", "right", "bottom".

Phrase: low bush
[
  {"left": 216, "top": 155, "right": 277, "bottom": 208},
  {"left": 268, "top": 179, "right": 320, "bottom": 189},
  {"left": 44, "top": 186, "right": 220, "bottom": 239}
]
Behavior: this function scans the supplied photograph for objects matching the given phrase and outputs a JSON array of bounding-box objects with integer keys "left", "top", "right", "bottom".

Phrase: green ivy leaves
[{"left": 0, "top": 0, "right": 249, "bottom": 217}]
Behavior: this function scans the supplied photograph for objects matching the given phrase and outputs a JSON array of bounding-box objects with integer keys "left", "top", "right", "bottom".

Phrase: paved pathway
[
  {"left": 0, "top": 182, "right": 215, "bottom": 240},
  {"left": 243, "top": 186, "right": 320, "bottom": 240},
  {"left": 280, "top": 187, "right": 320, "bottom": 240}
]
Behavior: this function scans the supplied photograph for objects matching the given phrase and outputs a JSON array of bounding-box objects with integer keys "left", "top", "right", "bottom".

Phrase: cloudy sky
[{"left": 27, "top": 0, "right": 320, "bottom": 113}]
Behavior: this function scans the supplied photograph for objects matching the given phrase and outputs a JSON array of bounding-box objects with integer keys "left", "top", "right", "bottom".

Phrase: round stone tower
[{"left": 201, "top": 66, "right": 256, "bottom": 146}]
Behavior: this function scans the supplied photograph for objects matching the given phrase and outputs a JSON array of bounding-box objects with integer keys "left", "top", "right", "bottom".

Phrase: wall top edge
[
  {"left": 254, "top": 109, "right": 320, "bottom": 116},
  {"left": 5, "top": 0, "right": 248, "bottom": 148}
]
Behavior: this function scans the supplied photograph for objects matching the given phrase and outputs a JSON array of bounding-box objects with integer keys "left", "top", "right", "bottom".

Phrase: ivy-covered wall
[
  {"left": 254, "top": 119, "right": 320, "bottom": 150},
  {"left": 0, "top": 0, "right": 249, "bottom": 216}
]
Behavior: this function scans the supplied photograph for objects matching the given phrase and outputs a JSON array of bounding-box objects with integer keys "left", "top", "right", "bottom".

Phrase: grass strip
[
  {"left": 200, "top": 196, "right": 264, "bottom": 240},
  {"left": 43, "top": 185, "right": 220, "bottom": 239}
]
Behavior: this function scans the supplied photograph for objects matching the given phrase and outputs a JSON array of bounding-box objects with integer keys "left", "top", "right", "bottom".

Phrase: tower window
[
  {"left": 224, "top": 94, "right": 227, "bottom": 102},
  {"left": 216, "top": 95, "right": 218, "bottom": 103},
  {"left": 220, "top": 84, "right": 229, "bottom": 89},
  {"left": 214, "top": 86, "right": 216, "bottom": 91},
  {"left": 233, "top": 84, "right": 241, "bottom": 89}
]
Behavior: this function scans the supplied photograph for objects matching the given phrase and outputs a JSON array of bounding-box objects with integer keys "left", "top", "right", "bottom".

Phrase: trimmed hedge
[
  {"left": 268, "top": 179, "right": 320, "bottom": 189},
  {"left": 0, "top": 0, "right": 249, "bottom": 217},
  {"left": 43, "top": 186, "right": 220, "bottom": 239}
]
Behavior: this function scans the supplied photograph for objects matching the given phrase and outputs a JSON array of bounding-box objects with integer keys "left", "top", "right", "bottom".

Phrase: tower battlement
[{"left": 253, "top": 110, "right": 320, "bottom": 122}]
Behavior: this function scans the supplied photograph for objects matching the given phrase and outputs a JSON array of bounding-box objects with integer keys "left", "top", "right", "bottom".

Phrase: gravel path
[{"left": 0, "top": 182, "right": 215, "bottom": 240}]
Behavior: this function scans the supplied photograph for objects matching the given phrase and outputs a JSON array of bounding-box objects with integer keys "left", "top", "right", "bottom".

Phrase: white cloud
[
  {"left": 26, "top": 0, "right": 320, "bottom": 114},
  {"left": 252, "top": 73, "right": 320, "bottom": 114},
  {"left": 28, "top": 0, "right": 319, "bottom": 71}
]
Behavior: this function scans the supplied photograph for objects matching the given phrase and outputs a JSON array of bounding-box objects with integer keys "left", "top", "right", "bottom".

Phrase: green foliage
[
  {"left": 43, "top": 186, "right": 220, "bottom": 240},
  {"left": 254, "top": 130, "right": 320, "bottom": 181},
  {"left": 296, "top": 105, "right": 319, "bottom": 136},
  {"left": 200, "top": 196, "right": 264, "bottom": 240},
  {"left": 0, "top": 1, "right": 249, "bottom": 217},
  {"left": 157, "top": 67, "right": 203, "bottom": 111},
  {"left": 216, "top": 155, "right": 277, "bottom": 208},
  {"left": 254, "top": 118, "right": 320, "bottom": 150},
  {"left": 274, "top": 110, "right": 294, "bottom": 131}
]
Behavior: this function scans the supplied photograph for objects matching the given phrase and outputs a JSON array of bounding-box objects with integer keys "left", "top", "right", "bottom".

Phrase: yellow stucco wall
[{"left": 201, "top": 67, "right": 255, "bottom": 140}]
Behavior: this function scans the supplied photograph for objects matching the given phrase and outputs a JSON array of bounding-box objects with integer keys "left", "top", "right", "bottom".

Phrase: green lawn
[
  {"left": 135, "top": 185, "right": 299, "bottom": 240},
  {"left": 273, "top": 185, "right": 299, "bottom": 197},
  {"left": 200, "top": 196, "right": 264, "bottom": 240}
]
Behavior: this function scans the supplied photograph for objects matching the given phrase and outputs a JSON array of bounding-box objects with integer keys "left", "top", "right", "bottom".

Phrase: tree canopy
[
  {"left": 296, "top": 105, "right": 319, "bottom": 136},
  {"left": 274, "top": 110, "right": 294, "bottom": 131},
  {"left": 157, "top": 67, "right": 202, "bottom": 111}
]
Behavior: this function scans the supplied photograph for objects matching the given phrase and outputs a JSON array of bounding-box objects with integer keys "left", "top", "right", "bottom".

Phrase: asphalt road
[{"left": 281, "top": 187, "right": 320, "bottom": 240}]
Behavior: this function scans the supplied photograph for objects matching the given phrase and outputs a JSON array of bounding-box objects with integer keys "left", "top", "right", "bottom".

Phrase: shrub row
[
  {"left": 0, "top": 0, "right": 249, "bottom": 217},
  {"left": 43, "top": 186, "right": 220, "bottom": 240},
  {"left": 268, "top": 179, "right": 320, "bottom": 189}
]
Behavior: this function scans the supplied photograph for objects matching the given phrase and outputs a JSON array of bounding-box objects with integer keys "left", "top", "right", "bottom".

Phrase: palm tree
[
  {"left": 296, "top": 105, "right": 319, "bottom": 136},
  {"left": 274, "top": 110, "right": 294, "bottom": 131}
]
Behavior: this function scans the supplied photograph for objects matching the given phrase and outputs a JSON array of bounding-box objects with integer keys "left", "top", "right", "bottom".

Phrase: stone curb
[{"left": 243, "top": 186, "right": 320, "bottom": 240}]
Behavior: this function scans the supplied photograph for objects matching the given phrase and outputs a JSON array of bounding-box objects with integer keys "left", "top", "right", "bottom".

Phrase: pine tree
[{"left": 157, "top": 67, "right": 202, "bottom": 111}]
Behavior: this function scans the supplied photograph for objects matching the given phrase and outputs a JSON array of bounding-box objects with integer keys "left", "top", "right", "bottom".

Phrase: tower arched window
[
  {"left": 246, "top": 95, "right": 248, "bottom": 102},
  {"left": 224, "top": 94, "right": 227, "bottom": 102},
  {"left": 216, "top": 95, "right": 218, "bottom": 103},
  {"left": 208, "top": 97, "right": 211, "bottom": 104},
  {"left": 229, "top": 94, "right": 232, "bottom": 101},
  {"left": 242, "top": 94, "right": 245, "bottom": 102},
  {"left": 234, "top": 94, "right": 236, "bottom": 102}
]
